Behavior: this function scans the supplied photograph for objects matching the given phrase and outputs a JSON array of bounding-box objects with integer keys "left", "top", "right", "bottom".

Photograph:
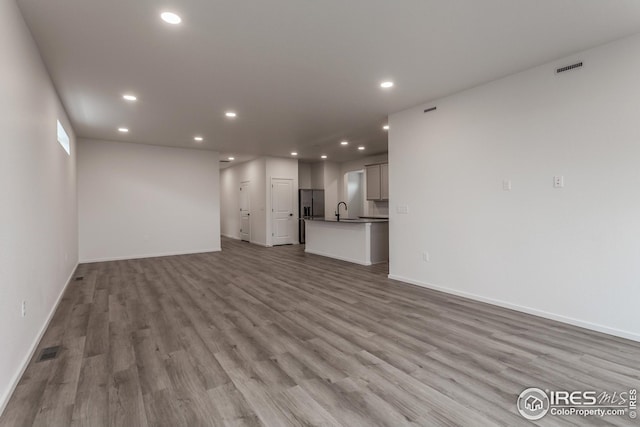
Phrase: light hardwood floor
[{"left": 1, "top": 238, "right": 639, "bottom": 426}]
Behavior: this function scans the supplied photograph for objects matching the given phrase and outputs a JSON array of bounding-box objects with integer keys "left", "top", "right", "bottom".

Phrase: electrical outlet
[
  {"left": 422, "top": 252, "right": 430, "bottom": 262},
  {"left": 396, "top": 205, "right": 409, "bottom": 214},
  {"left": 553, "top": 175, "right": 564, "bottom": 188},
  {"left": 21, "top": 300, "right": 26, "bottom": 317}
]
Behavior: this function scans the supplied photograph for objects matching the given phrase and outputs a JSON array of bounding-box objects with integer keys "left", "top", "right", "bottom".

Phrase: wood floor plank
[
  {"left": 71, "top": 354, "right": 108, "bottom": 427},
  {"left": 207, "top": 382, "right": 263, "bottom": 427},
  {"left": 163, "top": 350, "right": 223, "bottom": 426},
  {"left": 109, "top": 366, "right": 149, "bottom": 427},
  {"left": 0, "top": 380, "right": 47, "bottom": 427},
  {"left": 32, "top": 336, "right": 86, "bottom": 427},
  {"left": 215, "top": 351, "right": 298, "bottom": 426},
  {"left": 299, "top": 377, "right": 386, "bottom": 427},
  {"left": 131, "top": 328, "right": 172, "bottom": 396},
  {"left": 84, "top": 311, "right": 109, "bottom": 358},
  {"left": 1, "top": 237, "right": 639, "bottom": 427},
  {"left": 276, "top": 385, "right": 344, "bottom": 427},
  {"left": 142, "top": 388, "right": 189, "bottom": 427},
  {"left": 109, "top": 320, "right": 136, "bottom": 373},
  {"left": 177, "top": 326, "right": 231, "bottom": 390}
]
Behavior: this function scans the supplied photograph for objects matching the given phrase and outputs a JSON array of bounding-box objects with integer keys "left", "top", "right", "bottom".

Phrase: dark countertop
[{"left": 303, "top": 217, "right": 389, "bottom": 224}]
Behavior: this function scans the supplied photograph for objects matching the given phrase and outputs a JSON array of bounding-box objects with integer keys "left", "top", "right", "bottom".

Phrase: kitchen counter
[
  {"left": 304, "top": 218, "right": 389, "bottom": 265},
  {"left": 304, "top": 217, "right": 389, "bottom": 224}
]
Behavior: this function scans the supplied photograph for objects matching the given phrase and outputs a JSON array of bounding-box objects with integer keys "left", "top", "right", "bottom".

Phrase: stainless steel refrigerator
[{"left": 299, "top": 189, "right": 324, "bottom": 243}]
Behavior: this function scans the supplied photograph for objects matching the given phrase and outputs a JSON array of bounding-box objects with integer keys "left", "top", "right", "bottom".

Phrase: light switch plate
[
  {"left": 502, "top": 180, "right": 512, "bottom": 191},
  {"left": 553, "top": 176, "right": 564, "bottom": 188},
  {"left": 396, "top": 205, "right": 409, "bottom": 214}
]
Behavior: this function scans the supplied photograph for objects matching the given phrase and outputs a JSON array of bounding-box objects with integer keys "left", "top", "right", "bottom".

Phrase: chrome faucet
[{"left": 335, "top": 202, "right": 347, "bottom": 221}]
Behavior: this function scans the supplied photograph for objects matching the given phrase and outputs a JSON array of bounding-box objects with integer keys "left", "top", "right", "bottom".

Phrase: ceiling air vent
[
  {"left": 556, "top": 62, "right": 583, "bottom": 74},
  {"left": 220, "top": 160, "right": 231, "bottom": 163},
  {"left": 424, "top": 106, "right": 437, "bottom": 114}
]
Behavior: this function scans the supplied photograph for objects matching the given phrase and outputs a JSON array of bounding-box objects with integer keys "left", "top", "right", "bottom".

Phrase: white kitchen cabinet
[
  {"left": 366, "top": 163, "right": 388, "bottom": 201},
  {"left": 366, "top": 164, "right": 381, "bottom": 200},
  {"left": 380, "top": 163, "right": 389, "bottom": 200}
]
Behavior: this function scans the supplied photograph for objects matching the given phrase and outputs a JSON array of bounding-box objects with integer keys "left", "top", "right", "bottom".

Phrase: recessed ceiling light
[
  {"left": 358, "top": 146, "right": 365, "bottom": 151},
  {"left": 291, "top": 152, "right": 298, "bottom": 156},
  {"left": 122, "top": 94, "right": 137, "bottom": 102},
  {"left": 118, "top": 127, "right": 129, "bottom": 133},
  {"left": 383, "top": 125, "right": 390, "bottom": 131},
  {"left": 194, "top": 136, "right": 204, "bottom": 142},
  {"left": 321, "top": 155, "right": 327, "bottom": 159},
  {"left": 225, "top": 111, "right": 237, "bottom": 118},
  {"left": 161, "top": 12, "right": 182, "bottom": 25},
  {"left": 380, "top": 81, "right": 394, "bottom": 89},
  {"left": 228, "top": 156, "right": 235, "bottom": 161},
  {"left": 340, "top": 141, "right": 349, "bottom": 146}
]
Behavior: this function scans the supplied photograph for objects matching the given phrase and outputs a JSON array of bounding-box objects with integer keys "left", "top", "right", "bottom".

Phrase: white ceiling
[{"left": 17, "top": 0, "right": 640, "bottom": 163}]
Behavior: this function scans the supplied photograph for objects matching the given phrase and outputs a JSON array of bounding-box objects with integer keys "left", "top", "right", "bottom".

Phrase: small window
[{"left": 57, "top": 120, "right": 70, "bottom": 155}]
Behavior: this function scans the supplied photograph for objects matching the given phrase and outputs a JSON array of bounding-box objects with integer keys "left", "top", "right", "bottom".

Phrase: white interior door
[
  {"left": 271, "top": 178, "right": 294, "bottom": 245},
  {"left": 240, "top": 181, "right": 250, "bottom": 242}
]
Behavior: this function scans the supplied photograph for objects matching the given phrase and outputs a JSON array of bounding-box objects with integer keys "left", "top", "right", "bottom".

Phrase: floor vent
[
  {"left": 37, "top": 346, "right": 61, "bottom": 362},
  {"left": 423, "top": 106, "right": 437, "bottom": 114},
  {"left": 556, "top": 61, "right": 583, "bottom": 74},
  {"left": 75, "top": 276, "right": 84, "bottom": 281}
]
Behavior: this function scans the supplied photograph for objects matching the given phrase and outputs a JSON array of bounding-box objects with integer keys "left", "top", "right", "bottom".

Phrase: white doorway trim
[{"left": 240, "top": 181, "right": 251, "bottom": 242}]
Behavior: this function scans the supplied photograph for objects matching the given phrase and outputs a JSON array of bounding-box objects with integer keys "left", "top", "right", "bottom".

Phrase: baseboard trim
[
  {"left": 80, "top": 248, "right": 221, "bottom": 263},
  {"left": 305, "top": 249, "right": 371, "bottom": 266},
  {"left": 222, "top": 234, "right": 270, "bottom": 247},
  {"left": 387, "top": 274, "right": 640, "bottom": 343},
  {"left": 0, "top": 263, "right": 78, "bottom": 417}
]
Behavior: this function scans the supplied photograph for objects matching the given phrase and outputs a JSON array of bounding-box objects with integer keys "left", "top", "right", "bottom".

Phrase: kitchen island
[{"left": 304, "top": 218, "right": 389, "bottom": 265}]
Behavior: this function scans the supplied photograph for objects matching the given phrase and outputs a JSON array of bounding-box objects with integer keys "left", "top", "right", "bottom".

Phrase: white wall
[
  {"left": 389, "top": 33, "right": 640, "bottom": 341},
  {"left": 346, "top": 171, "right": 364, "bottom": 219},
  {"left": 310, "top": 162, "right": 324, "bottom": 189},
  {"left": 323, "top": 162, "right": 340, "bottom": 219},
  {"left": 78, "top": 139, "right": 220, "bottom": 261},
  {"left": 220, "top": 158, "right": 267, "bottom": 245},
  {"left": 339, "top": 153, "right": 389, "bottom": 217},
  {"left": 0, "top": 0, "right": 78, "bottom": 413},
  {"left": 298, "top": 162, "right": 312, "bottom": 189},
  {"left": 265, "top": 157, "right": 299, "bottom": 246}
]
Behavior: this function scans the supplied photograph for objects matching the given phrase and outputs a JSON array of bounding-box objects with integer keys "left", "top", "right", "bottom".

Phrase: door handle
[{"left": 289, "top": 213, "right": 293, "bottom": 217}]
